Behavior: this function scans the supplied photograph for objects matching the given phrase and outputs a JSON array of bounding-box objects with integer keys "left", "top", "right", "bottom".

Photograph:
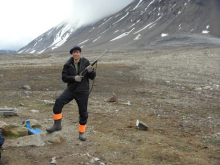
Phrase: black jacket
[{"left": 62, "top": 57, "right": 96, "bottom": 93}]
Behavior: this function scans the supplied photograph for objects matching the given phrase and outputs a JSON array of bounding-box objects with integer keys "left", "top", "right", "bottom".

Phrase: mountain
[
  {"left": 18, "top": 0, "right": 220, "bottom": 54},
  {"left": 0, "top": 50, "right": 17, "bottom": 53}
]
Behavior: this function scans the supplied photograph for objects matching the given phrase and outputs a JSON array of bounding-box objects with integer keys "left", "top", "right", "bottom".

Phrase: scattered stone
[
  {"left": 51, "top": 157, "right": 57, "bottom": 164},
  {"left": 156, "top": 79, "right": 167, "bottom": 85},
  {"left": 203, "top": 86, "right": 211, "bottom": 90},
  {"left": 89, "top": 159, "right": 95, "bottom": 163},
  {"left": 28, "top": 119, "right": 42, "bottom": 128},
  {"left": 2, "top": 123, "right": 28, "bottom": 137},
  {"left": 30, "top": 110, "right": 39, "bottom": 113},
  {"left": 40, "top": 100, "right": 55, "bottom": 105},
  {"left": 0, "top": 108, "right": 19, "bottom": 116},
  {"left": 24, "top": 91, "right": 32, "bottom": 95},
  {"left": 94, "top": 157, "right": 100, "bottom": 161},
  {"left": 213, "top": 84, "right": 219, "bottom": 89},
  {"left": 136, "top": 120, "right": 148, "bottom": 131},
  {"left": 22, "top": 85, "right": 31, "bottom": 90},
  {"left": 211, "top": 133, "right": 220, "bottom": 140},
  {"left": 19, "top": 103, "right": 24, "bottom": 106},
  {"left": 195, "top": 87, "right": 202, "bottom": 91}
]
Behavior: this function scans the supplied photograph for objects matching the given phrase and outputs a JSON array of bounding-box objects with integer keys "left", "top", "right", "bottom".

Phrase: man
[{"left": 46, "top": 46, "right": 96, "bottom": 141}]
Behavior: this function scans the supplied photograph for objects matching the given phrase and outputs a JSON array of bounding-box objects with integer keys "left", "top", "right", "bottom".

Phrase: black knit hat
[{"left": 70, "top": 46, "right": 81, "bottom": 54}]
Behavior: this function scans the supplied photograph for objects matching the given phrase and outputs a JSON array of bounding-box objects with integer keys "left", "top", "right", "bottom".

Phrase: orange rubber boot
[
  {"left": 46, "top": 113, "right": 62, "bottom": 133},
  {"left": 79, "top": 124, "right": 86, "bottom": 141}
]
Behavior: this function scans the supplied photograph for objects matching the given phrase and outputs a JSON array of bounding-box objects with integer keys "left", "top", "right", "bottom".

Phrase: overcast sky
[{"left": 0, "top": 0, "right": 133, "bottom": 51}]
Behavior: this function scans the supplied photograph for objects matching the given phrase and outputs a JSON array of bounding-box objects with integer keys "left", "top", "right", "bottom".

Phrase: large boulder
[
  {"left": 0, "top": 121, "right": 6, "bottom": 127},
  {"left": 2, "top": 123, "right": 28, "bottom": 137},
  {"left": 3, "top": 132, "right": 64, "bottom": 147}
]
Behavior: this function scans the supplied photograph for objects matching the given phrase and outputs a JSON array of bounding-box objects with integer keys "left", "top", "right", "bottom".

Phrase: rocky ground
[{"left": 0, "top": 45, "right": 219, "bottom": 165}]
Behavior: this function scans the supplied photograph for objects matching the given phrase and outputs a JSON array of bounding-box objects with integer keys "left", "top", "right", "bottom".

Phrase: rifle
[{"left": 79, "top": 49, "right": 109, "bottom": 76}]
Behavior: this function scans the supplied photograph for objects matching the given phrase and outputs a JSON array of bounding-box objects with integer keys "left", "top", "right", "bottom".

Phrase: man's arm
[{"left": 62, "top": 64, "right": 82, "bottom": 83}]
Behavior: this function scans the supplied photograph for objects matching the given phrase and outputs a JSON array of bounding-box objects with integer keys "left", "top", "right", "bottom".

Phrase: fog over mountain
[{"left": 18, "top": 0, "right": 220, "bottom": 54}]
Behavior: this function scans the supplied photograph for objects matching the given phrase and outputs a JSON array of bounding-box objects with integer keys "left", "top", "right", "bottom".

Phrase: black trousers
[{"left": 53, "top": 89, "right": 89, "bottom": 125}]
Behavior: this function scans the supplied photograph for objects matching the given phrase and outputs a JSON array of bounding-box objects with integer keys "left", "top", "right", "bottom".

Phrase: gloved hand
[
  {"left": 87, "top": 66, "right": 93, "bottom": 73},
  {"left": 75, "top": 75, "right": 83, "bottom": 82}
]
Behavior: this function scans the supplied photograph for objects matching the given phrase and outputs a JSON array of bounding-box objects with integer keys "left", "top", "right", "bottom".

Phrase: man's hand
[
  {"left": 75, "top": 75, "right": 83, "bottom": 82},
  {"left": 87, "top": 66, "right": 93, "bottom": 73}
]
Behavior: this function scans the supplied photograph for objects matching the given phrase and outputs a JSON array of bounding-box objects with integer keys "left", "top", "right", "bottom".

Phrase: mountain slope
[{"left": 18, "top": 0, "right": 220, "bottom": 54}]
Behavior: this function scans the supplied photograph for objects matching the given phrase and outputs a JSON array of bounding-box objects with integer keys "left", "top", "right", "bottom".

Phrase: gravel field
[{"left": 0, "top": 45, "right": 219, "bottom": 165}]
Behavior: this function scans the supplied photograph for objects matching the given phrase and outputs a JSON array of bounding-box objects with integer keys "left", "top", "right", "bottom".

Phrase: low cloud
[
  {"left": 0, "top": 0, "right": 134, "bottom": 51},
  {"left": 0, "top": 37, "right": 33, "bottom": 51},
  {"left": 69, "top": 0, "right": 134, "bottom": 26}
]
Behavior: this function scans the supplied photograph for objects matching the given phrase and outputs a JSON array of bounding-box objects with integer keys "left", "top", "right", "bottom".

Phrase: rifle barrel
[
  {"left": 80, "top": 49, "right": 109, "bottom": 76},
  {"left": 93, "top": 49, "right": 109, "bottom": 64}
]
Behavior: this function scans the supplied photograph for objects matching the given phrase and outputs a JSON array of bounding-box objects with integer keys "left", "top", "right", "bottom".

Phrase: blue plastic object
[{"left": 22, "top": 120, "right": 43, "bottom": 135}]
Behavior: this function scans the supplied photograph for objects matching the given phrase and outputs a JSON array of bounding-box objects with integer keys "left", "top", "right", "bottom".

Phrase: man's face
[{"left": 72, "top": 50, "right": 81, "bottom": 61}]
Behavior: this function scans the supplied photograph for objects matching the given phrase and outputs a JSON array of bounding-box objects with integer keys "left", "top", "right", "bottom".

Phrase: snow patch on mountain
[
  {"left": 110, "top": 28, "right": 135, "bottom": 41},
  {"left": 134, "top": 16, "right": 162, "bottom": 34}
]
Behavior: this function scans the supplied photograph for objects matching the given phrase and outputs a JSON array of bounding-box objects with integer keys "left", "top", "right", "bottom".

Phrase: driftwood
[{"left": 0, "top": 108, "right": 18, "bottom": 116}]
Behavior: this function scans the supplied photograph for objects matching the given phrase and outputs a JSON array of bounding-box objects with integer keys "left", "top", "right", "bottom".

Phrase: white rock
[
  {"left": 195, "top": 87, "right": 202, "bottom": 91},
  {"left": 30, "top": 110, "right": 39, "bottom": 113},
  {"left": 22, "top": 85, "right": 31, "bottom": 90},
  {"left": 51, "top": 157, "right": 57, "bottom": 164}
]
